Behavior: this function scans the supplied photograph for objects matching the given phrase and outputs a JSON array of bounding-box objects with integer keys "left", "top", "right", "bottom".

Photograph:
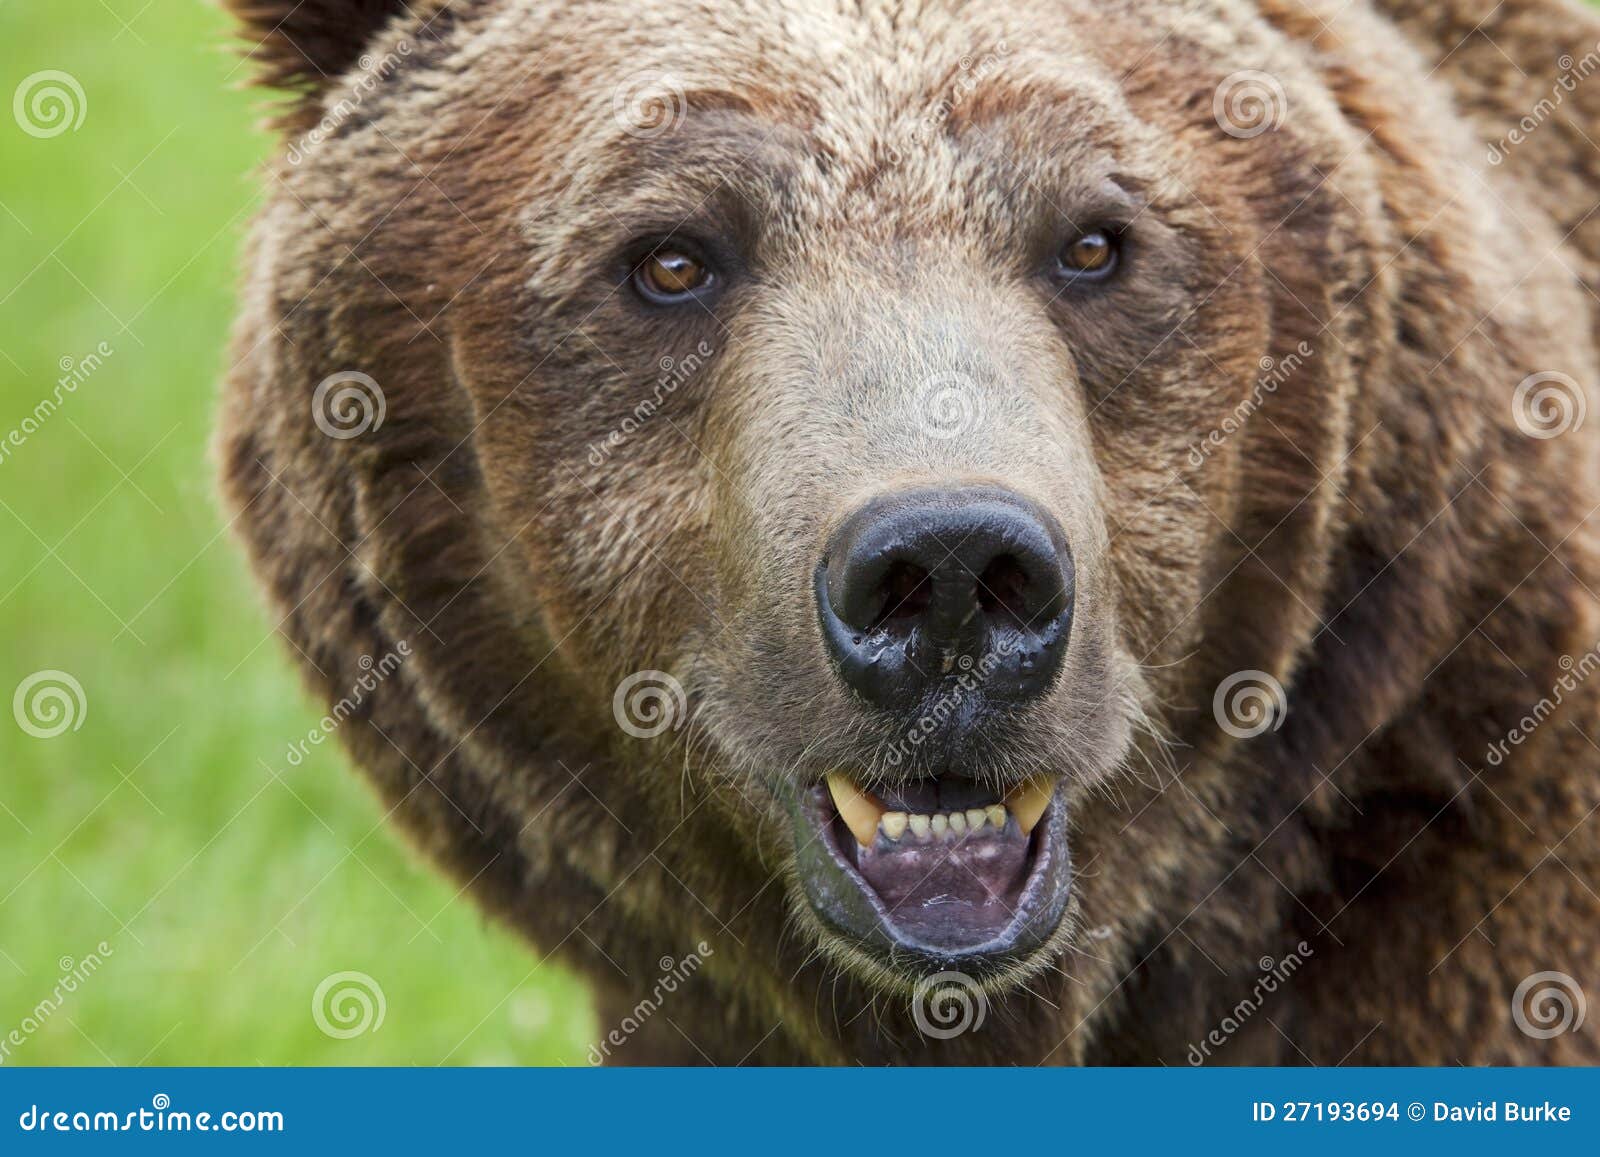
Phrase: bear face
[{"left": 221, "top": 0, "right": 1600, "bottom": 1064}]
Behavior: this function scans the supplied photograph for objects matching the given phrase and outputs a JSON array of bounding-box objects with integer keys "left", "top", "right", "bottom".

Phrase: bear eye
[
  {"left": 633, "top": 247, "right": 713, "bottom": 302},
  {"left": 1056, "top": 229, "right": 1119, "bottom": 280}
]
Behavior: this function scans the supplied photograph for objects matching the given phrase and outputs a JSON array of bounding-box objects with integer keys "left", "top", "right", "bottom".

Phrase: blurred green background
[{"left": 0, "top": 0, "right": 594, "bottom": 1064}]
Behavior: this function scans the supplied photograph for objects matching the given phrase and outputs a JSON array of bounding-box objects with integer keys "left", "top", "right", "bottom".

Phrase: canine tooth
[
  {"left": 880, "top": 811, "right": 908, "bottom": 840},
  {"left": 825, "top": 772, "right": 885, "bottom": 848},
  {"left": 966, "top": 808, "right": 988, "bottom": 832},
  {"left": 985, "top": 805, "right": 1007, "bottom": 830},
  {"left": 1005, "top": 776, "right": 1054, "bottom": 836},
  {"left": 930, "top": 814, "right": 949, "bottom": 837},
  {"left": 948, "top": 812, "right": 967, "bottom": 835},
  {"left": 908, "top": 814, "right": 931, "bottom": 839}
]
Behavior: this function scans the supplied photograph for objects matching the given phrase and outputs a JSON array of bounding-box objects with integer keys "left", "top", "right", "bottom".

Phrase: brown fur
[
  {"left": 227, "top": 0, "right": 442, "bottom": 115},
  {"left": 218, "top": 0, "right": 1600, "bottom": 1063}
]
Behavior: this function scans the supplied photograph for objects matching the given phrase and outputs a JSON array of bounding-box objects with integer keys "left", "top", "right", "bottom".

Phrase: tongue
[{"left": 853, "top": 824, "right": 1031, "bottom": 948}]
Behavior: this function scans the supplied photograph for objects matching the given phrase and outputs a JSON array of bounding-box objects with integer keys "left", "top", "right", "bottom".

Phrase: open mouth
[{"left": 789, "top": 769, "right": 1073, "bottom": 964}]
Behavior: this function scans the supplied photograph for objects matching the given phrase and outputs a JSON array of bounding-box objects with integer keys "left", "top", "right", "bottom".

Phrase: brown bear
[{"left": 218, "top": 0, "right": 1600, "bottom": 1064}]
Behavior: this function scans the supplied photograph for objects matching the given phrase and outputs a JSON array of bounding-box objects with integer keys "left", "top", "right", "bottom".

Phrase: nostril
[
  {"left": 817, "top": 486, "right": 1074, "bottom": 715},
  {"left": 875, "top": 561, "right": 932, "bottom": 627},
  {"left": 976, "top": 554, "right": 1030, "bottom": 622}
]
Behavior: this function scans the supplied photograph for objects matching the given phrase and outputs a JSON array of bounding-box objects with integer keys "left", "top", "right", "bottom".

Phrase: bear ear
[{"left": 225, "top": 0, "right": 422, "bottom": 97}]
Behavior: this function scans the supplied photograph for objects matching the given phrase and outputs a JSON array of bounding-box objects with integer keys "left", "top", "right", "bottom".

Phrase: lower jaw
[{"left": 788, "top": 776, "right": 1074, "bottom": 967}]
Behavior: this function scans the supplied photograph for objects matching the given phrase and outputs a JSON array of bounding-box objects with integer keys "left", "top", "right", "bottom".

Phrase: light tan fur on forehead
[
  {"left": 461, "top": 0, "right": 1135, "bottom": 200},
  {"left": 492, "top": 26, "right": 1174, "bottom": 298}
]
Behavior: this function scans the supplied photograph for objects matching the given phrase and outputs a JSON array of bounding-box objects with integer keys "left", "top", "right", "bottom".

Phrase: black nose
[{"left": 815, "top": 487, "right": 1074, "bottom": 715}]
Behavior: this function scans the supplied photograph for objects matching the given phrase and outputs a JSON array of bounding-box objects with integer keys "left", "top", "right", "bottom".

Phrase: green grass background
[{"left": 0, "top": 0, "right": 594, "bottom": 1065}]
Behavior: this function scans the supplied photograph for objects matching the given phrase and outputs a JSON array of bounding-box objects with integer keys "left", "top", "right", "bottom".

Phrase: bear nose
[{"left": 815, "top": 487, "right": 1074, "bottom": 714}]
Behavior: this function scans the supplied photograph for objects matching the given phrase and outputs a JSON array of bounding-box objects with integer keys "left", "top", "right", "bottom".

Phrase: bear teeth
[
  {"left": 824, "top": 772, "right": 884, "bottom": 847},
  {"left": 824, "top": 773, "right": 1044, "bottom": 846},
  {"left": 882, "top": 807, "right": 1005, "bottom": 842}
]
